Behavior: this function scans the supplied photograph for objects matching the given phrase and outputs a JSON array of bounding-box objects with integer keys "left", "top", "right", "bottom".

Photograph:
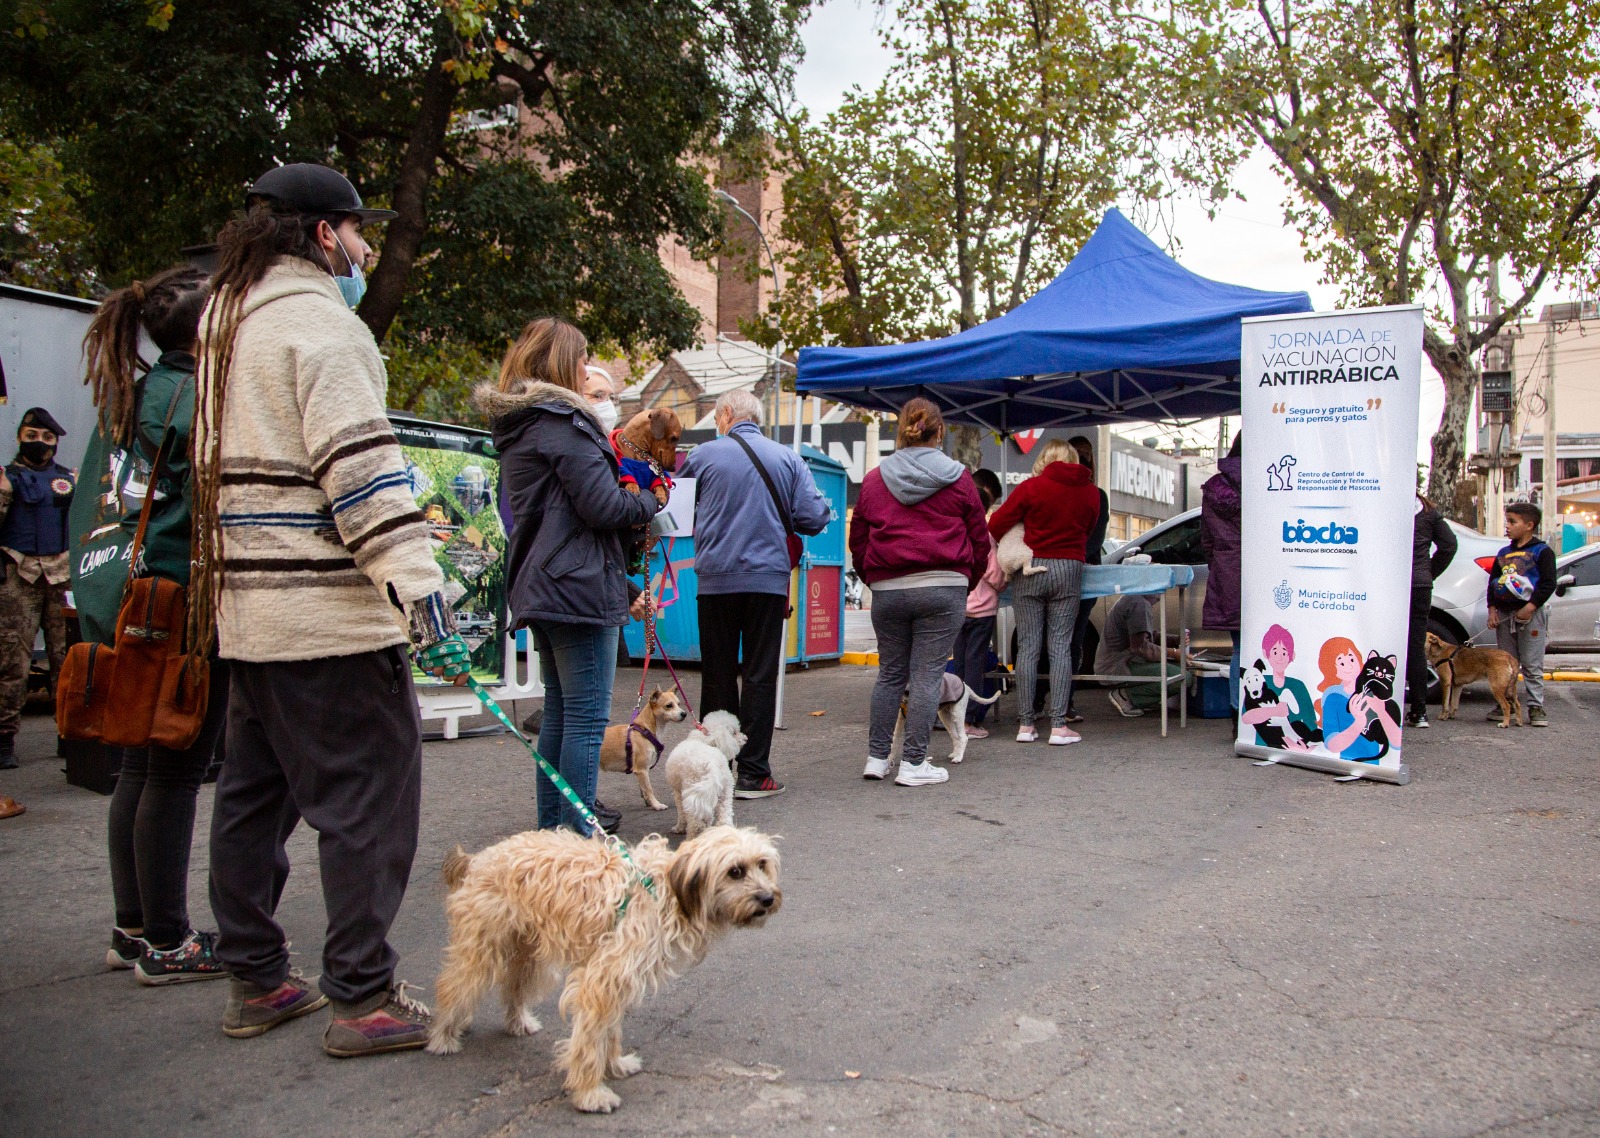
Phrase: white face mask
[{"left": 593, "top": 399, "right": 619, "bottom": 433}]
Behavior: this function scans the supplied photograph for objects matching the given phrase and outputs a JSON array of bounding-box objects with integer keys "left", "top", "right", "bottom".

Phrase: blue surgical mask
[{"left": 334, "top": 237, "right": 367, "bottom": 309}]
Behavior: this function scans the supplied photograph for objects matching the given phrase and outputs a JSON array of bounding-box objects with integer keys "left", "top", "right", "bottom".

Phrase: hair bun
[{"left": 129, "top": 280, "right": 146, "bottom": 303}]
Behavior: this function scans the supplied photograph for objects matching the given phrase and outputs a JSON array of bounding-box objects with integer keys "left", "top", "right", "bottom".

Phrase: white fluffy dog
[
  {"left": 426, "top": 825, "right": 781, "bottom": 1113},
  {"left": 664, "top": 710, "right": 744, "bottom": 838},
  {"left": 996, "top": 523, "right": 1045, "bottom": 578}
]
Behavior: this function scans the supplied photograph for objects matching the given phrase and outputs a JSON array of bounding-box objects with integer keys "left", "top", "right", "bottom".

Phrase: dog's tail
[
  {"left": 965, "top": 685, "right": 1002, "bottom": 706},
  {"left": 442, "top": 845, "right": 472, "bottom": 892}
]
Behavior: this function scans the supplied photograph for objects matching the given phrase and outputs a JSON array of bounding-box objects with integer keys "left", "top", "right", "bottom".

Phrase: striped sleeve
[{"left": 298, "top": 344, "right": 443, "bottom": 605}]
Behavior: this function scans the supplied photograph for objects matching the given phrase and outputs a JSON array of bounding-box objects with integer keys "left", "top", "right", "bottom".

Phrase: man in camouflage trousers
[{"left": 0, "top": 408, "right": 74, "bottom": 769}]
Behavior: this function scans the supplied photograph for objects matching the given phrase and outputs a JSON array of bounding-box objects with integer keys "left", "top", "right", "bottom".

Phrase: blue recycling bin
[{"left": 623, "top": 444, "right": 847, "bottom": 665}]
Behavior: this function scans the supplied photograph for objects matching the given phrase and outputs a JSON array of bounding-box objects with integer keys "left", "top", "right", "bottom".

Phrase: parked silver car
[{"left": 1547, "top": 546, "right": 1600, "bottom": 652}]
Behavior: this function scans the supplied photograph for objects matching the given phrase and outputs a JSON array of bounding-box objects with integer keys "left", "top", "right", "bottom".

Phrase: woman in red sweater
[
  {"left": 986, "top": 439, "right": 1101, "bottom": 744},
  {"left": 849, "top": 399, "right": 990, "bottom": 787}
]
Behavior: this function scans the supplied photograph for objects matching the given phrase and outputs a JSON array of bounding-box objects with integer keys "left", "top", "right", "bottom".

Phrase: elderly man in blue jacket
[{"left": 678, "top": 390, "right": 831, "bottom": 797}]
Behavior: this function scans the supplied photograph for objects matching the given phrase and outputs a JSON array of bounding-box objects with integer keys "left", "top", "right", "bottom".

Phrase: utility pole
[{"left": 1544, "top": 314, "right": 1559, "bottom": 543}]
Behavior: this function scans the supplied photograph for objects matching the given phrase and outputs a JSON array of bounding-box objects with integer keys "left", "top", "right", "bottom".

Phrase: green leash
[{"left": 463, "top": 674, "right": 657, "bottom": 914}]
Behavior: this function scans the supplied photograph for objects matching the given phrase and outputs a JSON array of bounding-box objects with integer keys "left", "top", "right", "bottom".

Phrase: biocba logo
[{"left": 1282, "top": 519, "right": 1359, "bottom": 545}]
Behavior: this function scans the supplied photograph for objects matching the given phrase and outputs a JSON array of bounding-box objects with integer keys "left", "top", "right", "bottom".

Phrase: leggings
[
  {"left": 106, "top": 659, "right": 230, "bottom": 947},
  {"left": 1014, "top": 559, "right": 1083, "bottom": 728}
]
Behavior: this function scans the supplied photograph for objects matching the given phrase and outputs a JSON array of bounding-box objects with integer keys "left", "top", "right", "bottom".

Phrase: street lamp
[{"left": 713, "top": 188, "right": 790, "bottom": 446}]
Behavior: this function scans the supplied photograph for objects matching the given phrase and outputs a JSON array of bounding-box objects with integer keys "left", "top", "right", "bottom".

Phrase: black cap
[
  {"left": 20, "top": 407, "right": 65, "bottom": 438},
  {"left": 246, "top": 163, "right": 397, "bottom": 223}
]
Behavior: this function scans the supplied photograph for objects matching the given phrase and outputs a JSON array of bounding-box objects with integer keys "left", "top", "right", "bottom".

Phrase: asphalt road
[{"left": 2, "top": 665, "right": 1597, "bottom": 1137}]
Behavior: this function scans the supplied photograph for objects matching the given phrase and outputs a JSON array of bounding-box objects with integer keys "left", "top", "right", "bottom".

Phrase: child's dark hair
[
  {"left": 81, "top": 265, "right": 210, "bottom": 448},
  {"left": 1506, "top": 501, "right": 1541, "bottom": 529},
  {"left": 972, "top": 467, "right": 1002, "bottom": 508}
]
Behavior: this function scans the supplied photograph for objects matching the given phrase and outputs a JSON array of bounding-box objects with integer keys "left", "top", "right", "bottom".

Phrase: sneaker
[
  {"left": 591, "top": 798, "right": 621, "bottom": 835},
  {"left": 1049, "top": 728, "right": 1081, "bottom": 746},
  {"left": 734, "top": 776, "right": 786, "bottom": 799},
  {"left": 135, "top": 929, "right": 230, "bottom": 986},
  {"left": 107, "top": 927, "right": 149, "bottom": 970},
  {"left": 1015, "top": 726, "right": 1038, "bottom": 743},
  {"left": 1063, "top": 707, "right": 1085, "bottom": 724},
  {"left": 894, "top": 760, "right": 949, "bottom": 787},
  {"left": 863, "top": 756, "right": 890, "bottom": 780},
  {"left": 323, "top": 982, "right": 432, "bottom": 1058},
  {"left": 1405, "top": 712, "right": 1430, "bottom": 729},
  {"left": 1528, "top": 706, "right": 1548, "bottom": 727},
  {"left": 964, "top": 724, "right": 989, "bottom": 739},
  {"left": 1107, "top": 690, "right": 1144, "bottom": 718},
  {"left": 224, "top": 970, "right": 329, "bottom": 1038}
]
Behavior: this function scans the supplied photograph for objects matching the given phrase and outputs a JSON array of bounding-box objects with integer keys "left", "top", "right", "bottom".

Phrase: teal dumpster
[{"left": 623, "top": 444, "right": 847, "bottom": 665}]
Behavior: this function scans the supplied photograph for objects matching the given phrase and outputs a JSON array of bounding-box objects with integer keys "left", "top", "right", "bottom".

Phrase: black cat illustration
[{"left": 1355, "top": 651, "right": 1401, "bottom": 758}]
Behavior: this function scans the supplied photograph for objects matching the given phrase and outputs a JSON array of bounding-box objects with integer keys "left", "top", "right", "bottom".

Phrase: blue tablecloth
[{"left": 1080, "top": 563, "right": 1194, "bottom": 598}]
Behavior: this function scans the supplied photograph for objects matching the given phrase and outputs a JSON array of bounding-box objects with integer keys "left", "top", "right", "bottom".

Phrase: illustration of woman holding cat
[{"left": 1316, "top": 636, "right": 1399, "bottom": 762}]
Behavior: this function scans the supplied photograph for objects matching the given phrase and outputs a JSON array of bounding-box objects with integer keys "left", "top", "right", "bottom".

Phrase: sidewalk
[{"left": 3, "top": 668, "right": 1598, "bottom": 1136}]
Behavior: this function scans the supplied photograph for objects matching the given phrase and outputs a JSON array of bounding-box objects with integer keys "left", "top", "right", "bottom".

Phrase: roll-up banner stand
[{"left": 1236, "top": 305, "right": 1424, "bottom": 785}]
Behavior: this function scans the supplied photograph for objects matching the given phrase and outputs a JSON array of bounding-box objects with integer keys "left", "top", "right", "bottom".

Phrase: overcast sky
[{"left": 790, "top": 0, "right": 1579, "bottom": 464}]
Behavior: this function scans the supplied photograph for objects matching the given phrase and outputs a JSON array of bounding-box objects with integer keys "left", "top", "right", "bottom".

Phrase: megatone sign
[{"left": 1108, "top": 447, "right": 1177, "bottom": 506}]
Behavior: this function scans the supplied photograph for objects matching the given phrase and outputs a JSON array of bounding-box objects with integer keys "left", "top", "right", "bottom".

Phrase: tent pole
[{"left": 1000, "top": 404, "right": 1009, "bottom": 497}]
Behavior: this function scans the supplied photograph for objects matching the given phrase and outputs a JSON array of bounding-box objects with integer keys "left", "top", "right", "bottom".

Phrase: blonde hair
[
  {"left": 895, "top": 397, "right": 944, "bottom": 449},
  {"left": 1031, "top": 438, "right": 1078, "bottom": 476},
  {"left": 499, "top": 317, "right": 588, "bottom": 394}
]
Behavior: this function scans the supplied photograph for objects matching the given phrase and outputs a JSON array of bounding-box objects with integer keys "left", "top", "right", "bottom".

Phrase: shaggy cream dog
[
  {"left": 426, "top": 826, "right": 781, "bottom": 1113},
  {"left": 996, "top": 523, "right": 1045, "bottom": 578},
  {"left": 664, "top": 710, "right": 744, "bottom": 838}
]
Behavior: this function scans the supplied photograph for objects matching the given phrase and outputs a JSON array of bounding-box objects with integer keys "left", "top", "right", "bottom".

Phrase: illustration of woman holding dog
[
  {"left": 1241, "top": 623, "right": 1319, "bottom": 750},
  {"left": 1315, "top": 636, "right": 1397, "bottom": 762}
]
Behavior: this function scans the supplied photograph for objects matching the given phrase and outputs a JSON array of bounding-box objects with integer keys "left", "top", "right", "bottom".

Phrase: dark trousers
[
  {"left": 209, "top": 647, "right": 421, "bottom": 1006},
  {"left": 1405, "top": 584, "right": 1432, "bottom": 715},
  {"left": 952, "top": 614, "right": 996, "bottom": 725},
  {"left": 698, "top": 592, "right": 787, "bottom": 783},
  {"left": 107, "top": 660, "right": 231, "bottom": 947},
  {"left": 1068, "top": 601, "right": 1095, "bottom": 708}
]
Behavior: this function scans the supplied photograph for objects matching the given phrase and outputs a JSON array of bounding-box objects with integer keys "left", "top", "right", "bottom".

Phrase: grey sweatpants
[
  {"left": 209, "top": 646, "right": 422, "bottom": 1006},
  {"left": 1014, "top": 559, "right": 1083, "bottom": 727},
  {"left": 1494, "top": 606, "right": 1548, "bottom": 709},
  {"left": 868, "top": 586, "right": 967, "bottom": 763}
]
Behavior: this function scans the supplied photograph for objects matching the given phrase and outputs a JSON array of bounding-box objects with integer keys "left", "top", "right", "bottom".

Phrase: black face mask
[{"left": 18, "top": 441, "right": 55, "bottom": 466}]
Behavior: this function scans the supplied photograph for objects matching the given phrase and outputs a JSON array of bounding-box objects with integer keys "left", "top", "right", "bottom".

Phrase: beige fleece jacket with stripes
[{"left": 199, "top": 258, "right": 443, "bottom": 662}]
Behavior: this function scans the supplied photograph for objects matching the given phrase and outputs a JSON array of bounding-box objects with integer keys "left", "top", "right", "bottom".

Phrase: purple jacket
[{"left": 1199, "top": 456, "right": 1242, "bottom": 631}]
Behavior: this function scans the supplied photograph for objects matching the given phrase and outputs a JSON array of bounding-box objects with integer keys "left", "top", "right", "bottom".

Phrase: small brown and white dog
[
  {"left": 888, "top": 672, "right": 1001, "bottom": 765},
  {"left": 1425, "top": 632, "right": 1523, "bottom": 727},
  {"left": 600, "top": 687, "right": 688, "bottom": 810},
  {"left": 426, "top": 826, "right": 781, "bottom": 1113},
  {"left": 996, "top": 523, "right": 1045, "bottom": 578},
  {"left": 664, "top": 710, "right": 744, "bottom": 838}
]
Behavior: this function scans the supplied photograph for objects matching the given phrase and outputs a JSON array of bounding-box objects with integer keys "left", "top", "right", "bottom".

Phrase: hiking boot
[
  {"left": 894, "top": 760, "right": 949, "bottom": 787},
  {"left": 1108, "top": 690, "right": 1144, "bottom": 718},
  {"left": 734, "top": 776, "right": 786, "bottom": 799},
  {"left": 136, "top": 929, "right": 230, "bottom": 986},
  {"left": 323, "top": 982, "right": 432, "bottom": 1058},
  {"left": 862, "top": 756, "right": 890, "bottom": 780},
  {"left": 107, "top": 927, "right": 149, "bottom": 971},
  {"left": 224, "top": 970, "right": 329, "bottom": 1038},
  {"left": 1528, "top": 705, "right": 1548, "bottom": 727},
  {"left": 591, "top": 798, "right": 622, "bottom": 835}
]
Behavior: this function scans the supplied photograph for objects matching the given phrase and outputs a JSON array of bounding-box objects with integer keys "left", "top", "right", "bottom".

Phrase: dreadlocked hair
[
  {"left": 187, "top": 200, "right": 344, "bottom": 666},
  {"left": 81, "top": 266, "right": 209, "bottom": 448}
]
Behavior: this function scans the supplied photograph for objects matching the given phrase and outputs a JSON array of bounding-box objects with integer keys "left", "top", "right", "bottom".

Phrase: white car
[{"left": 1546, "top": 547, "right": 1600, "bottom": 652}]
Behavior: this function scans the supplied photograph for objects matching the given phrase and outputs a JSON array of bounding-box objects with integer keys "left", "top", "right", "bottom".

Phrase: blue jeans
[{"left": 531, "top": 620, "right": 618, "bottom": 835}]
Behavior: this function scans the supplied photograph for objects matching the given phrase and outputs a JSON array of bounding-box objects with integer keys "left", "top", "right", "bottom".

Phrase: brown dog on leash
[
  {"left": 599, "top": 687, "right": 687, "bottom": 810},
  {"left": 1424, "top": 632, "right": 1522, "bottom": 727}
]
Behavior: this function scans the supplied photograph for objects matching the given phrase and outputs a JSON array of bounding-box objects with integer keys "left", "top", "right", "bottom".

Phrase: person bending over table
[{"left": 1095, "top": 593, "right": 1182, "bottom": 718}]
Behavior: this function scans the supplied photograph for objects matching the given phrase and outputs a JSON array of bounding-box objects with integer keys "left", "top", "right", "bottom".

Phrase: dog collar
[{"left": 623, "top": 721, "right": 665, "bottom": 774}]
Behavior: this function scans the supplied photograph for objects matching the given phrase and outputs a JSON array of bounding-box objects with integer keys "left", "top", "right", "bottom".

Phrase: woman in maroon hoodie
[
  {"left": 986, "top": 439, "right": 1102, "bottom": 745},
  {"left": 850, "top": 399, "right": 990, "bottom": 788}
]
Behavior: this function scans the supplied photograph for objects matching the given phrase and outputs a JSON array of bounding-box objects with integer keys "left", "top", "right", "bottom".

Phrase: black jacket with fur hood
[{"left": 476, "top": 381, "right": 659, "bottom": 628}]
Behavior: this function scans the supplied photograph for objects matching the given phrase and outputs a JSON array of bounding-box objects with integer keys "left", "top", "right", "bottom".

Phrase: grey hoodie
[{"left": 878, "top": 446, "right": 966, "bottom": 505}]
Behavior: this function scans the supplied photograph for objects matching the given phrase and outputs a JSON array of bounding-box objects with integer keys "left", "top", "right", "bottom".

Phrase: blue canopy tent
[{"left": 794, "top": 209, "right": 1313, "bottom": 433}]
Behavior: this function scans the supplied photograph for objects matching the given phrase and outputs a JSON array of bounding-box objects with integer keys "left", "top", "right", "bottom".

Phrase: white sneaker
[
  {"left": 1107, "top": 690, "right": 1144, "bottom": 718},
  {"left": 1015, "top": 726, "right": 1038, "bottom": 742},
  {"left": 1049, "top": 728, "right": 1081, "bottom": 745},
  {"left": 863, "top": 756, "right": 890, "bottom": 780},
  {"left": 894, "top": 760, "right": 949, "bottom": 786}
]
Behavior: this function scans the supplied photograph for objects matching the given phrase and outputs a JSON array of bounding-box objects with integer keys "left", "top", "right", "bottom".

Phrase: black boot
[
  {"left": 591, "top": 798, "right": 621, "bottom": 835},
  {"left": 0, "top": 733, "right": 16, "bottom": 770}
]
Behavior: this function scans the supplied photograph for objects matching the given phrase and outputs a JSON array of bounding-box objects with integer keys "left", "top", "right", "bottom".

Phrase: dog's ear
[
  {"left": 667, "top": 848, "right": 706, "bottom": 926},
  {"left": 1252, "top": 658, "right": 1266, "bottom": 671},
  {"left": 650, "top": 408, "right": 679, "bottom": 441}
]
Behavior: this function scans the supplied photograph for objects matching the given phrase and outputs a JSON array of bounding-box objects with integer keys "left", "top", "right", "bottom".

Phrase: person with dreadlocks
[
  {"left": 195, "top": 164, "right": 470, "bottom": 1058},
  {"left": 0, "top": 406, "right": 75, "bottom": 770},
  {"left": 72, "top": 264, "right": 237, "bottom": 983}
]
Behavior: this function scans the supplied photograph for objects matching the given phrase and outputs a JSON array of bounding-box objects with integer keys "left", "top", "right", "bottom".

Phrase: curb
[{"left": 841, "top": 651, "right": 879, "bottom": 666}]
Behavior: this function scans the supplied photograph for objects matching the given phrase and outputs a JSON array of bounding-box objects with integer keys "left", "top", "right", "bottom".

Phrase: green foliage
[{"left": 0, "top": 131, "right": 96, "bottom": 294}]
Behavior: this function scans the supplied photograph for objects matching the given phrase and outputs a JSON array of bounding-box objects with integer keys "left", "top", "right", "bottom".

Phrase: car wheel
[{"left": 1424, "top": 618, "right": 1459, "bottom": 705}]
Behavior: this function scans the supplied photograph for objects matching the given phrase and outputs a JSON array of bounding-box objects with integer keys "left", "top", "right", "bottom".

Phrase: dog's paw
[
  {"left": 649, "top": 801, "right": 669, "bottom": 811},
  {"left": 425, "top": 1031, "right": 464, "bottom": 1056},
  {"left": 609, "top": 1052, "right": 643, "bottom": 1078},
  {"left": 671, "top": 821, "right": 687, "bottom": 834},
  {"left": 949, "top": 754, "right": 963, "bottom": 764},
  {"left": 570, "top": 1085, "right": 622, "bottom": 1113},
  {"left": 505, "top": 1009, "right": 543, "bottom": 1037}
]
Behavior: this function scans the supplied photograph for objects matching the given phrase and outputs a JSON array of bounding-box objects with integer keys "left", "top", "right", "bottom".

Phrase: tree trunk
[
  {"left": 358, "top": 36, "right": 457, "bottom": 343},
  {"left": 1423, "top": 328, "right": 1477, "bottom": 521},
  {"left": 948, "top": 423, "right": 983, "bottom": 470}
]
